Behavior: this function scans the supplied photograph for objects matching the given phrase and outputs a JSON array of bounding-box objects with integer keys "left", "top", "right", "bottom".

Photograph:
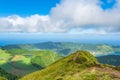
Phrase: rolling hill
[
  {"left": 21, "top": 51, "right": 120, "bottom": 80},
  {"left": 0, "top": 42, "right": 120, "bottom": 79},
  {"left": 2, "top": 42, "right": 119, "bottom": 56},
  {"left": 0, "top": 49, "right": 62, "bottom": 77}
]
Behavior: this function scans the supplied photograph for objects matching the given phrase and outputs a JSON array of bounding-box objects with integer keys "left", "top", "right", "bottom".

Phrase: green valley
[
  {"left": 0, "top": 48, "right": 62, "bottom": 78},
  {"left": 0, "top": 42, "right": 120, "bottom": 80},
  {"left": 2, "top": 42, "right": 120, "bottom": 56}
]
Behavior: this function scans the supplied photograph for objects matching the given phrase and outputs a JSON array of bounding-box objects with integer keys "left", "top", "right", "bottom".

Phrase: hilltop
[{"left": 21, "top": 51, "right": 120, "bottom": 80}]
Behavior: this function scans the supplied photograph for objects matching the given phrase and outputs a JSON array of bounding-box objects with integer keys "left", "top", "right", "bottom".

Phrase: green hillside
[
  {"left": 31, "top": 50, "right": 62, "bottom": 68},
  {"left": 21, "top": 51, "right": 120, "bottom": 80},
  {"left": 2, "top": 42, "right": 118, "bottom": 56},
  {"left": 0, "top": 49, "right": 62, "bottom": 77},
  {"left": 96, "top": 55, "right": 120, "bottom": 66},
  {"left": 0, "top": 67, "right": 17, "bottom": 80},
  {"left": 1, "top": 42, "right": 120, "bottom": 80}
]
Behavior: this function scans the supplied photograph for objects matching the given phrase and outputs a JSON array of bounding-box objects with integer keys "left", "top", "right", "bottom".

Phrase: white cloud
[
  {"left": 0, "top": 14, "right": 51, "bottom": 32},
  {"left": 0, "top": 0, "right": 120, "bottom": 34},
  {"left": 50, "top": 0, "right": 120, "bottom": 33}
]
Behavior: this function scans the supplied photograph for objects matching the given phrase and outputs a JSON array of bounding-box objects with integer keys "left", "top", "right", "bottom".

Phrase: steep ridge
[{"left": 21, "top": 51, "right": 120, "bottom": 80}]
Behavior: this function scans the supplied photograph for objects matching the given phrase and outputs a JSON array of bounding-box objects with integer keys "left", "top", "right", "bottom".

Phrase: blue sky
[
  {"left": 0, "top": 0, "right": 116, "bottom": 16},
  {"left": 0, "top": 0, "right": 118, "bottom": 33},
  {"left": 0, "top": 0, "right": 60, "bottom": 16},
  {"left": 0, "top": 0, "right": 119, "bottom": 45},
  {"left": 100, "top": 0, "right": 116, "bottom": 9}
]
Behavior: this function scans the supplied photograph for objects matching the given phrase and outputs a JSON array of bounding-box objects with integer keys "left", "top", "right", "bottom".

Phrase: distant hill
[
  {"left": 96, "top": 55, "right": 120, "bottom": 66},
  {"left": 2, "top": 42, "right": 119, "bottom": 56},
  {"left": 1, "top": 42, "right": 120, "bottom": 79},
  {"left": 21, "top": 51, "right": 120, "bottom": 80}
]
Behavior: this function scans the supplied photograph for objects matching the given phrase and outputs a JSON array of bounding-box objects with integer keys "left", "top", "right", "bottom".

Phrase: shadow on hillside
[{"left": 0, "top": 60, "right": 43, "bottom": 77}]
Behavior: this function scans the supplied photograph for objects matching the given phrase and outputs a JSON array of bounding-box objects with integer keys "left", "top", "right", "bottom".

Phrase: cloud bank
[{"left": 0, "top": 0, "right": 120, "bottom": 34}]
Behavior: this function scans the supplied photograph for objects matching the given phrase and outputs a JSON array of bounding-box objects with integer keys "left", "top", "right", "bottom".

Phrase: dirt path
[
  {"left": 73, "top": 52, "right": 80, "bottom": 61},
  {"left": 89, "top": 66, "right": 120, "bottom": 78},
  {"left": 100, "top": 67, "right": 120, "bottom": 78}
]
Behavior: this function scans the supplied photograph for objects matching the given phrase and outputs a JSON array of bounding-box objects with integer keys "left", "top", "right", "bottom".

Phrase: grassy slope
[
  {"left": 0, "top": 49, "right": 62, "bottom": 77},
  {"left": 0, "top": 49, "right": 13, "bottom": 71},
  {"left": 31, "top": 50, "right": 62, "bottom": 68},
  {"left": 21, "top": 51, "right": 120, "bottom": 80},
  {"left": 0, "top": 77, "right": 7, "bottom": 80}
]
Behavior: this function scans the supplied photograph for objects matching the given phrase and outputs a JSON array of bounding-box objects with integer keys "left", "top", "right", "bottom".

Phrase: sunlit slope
[
  {"left": 0, "top": 49, "right": 62, "bottom": 77},
  {"left": 21, "top": 51, "right": 120, "bottom": 80},
  {"left": 31, "top": 50, "right": 62, "bottom": 68}
]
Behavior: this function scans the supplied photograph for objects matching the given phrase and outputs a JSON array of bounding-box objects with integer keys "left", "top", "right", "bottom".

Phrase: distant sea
[
  {"left": 0, "top": 38, "right": 120, "bottom": 46},
  {"left": 0, "top": 33, "right": 120, "bottom": 46}
]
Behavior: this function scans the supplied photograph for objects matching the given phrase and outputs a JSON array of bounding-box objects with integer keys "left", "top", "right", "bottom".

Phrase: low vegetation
[
  {"left": 31, "top": 50, "right": 62, "bottom": 68},
  {"left": 21, "top": 51, "right": 120, "bottom": 80},
  {"left": 0, "top": 42, "right": 120, "bottom": 80},
  {"left": 0, "top": 49, "right": 62, "bottom": 78},
  {"left": 96, "top": 55, "right": 120, "bottom": 66},
  {"left": 0, "top": 67, "right": 18, "bottom": 80}
]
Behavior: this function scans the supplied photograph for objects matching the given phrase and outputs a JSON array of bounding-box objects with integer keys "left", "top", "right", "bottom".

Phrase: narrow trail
[
  {"left": 73, "top": 52, "right": 80, "bottom": 61},
  {"left": 50, "top": 53, "right": 55, "bottom": 62}
]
